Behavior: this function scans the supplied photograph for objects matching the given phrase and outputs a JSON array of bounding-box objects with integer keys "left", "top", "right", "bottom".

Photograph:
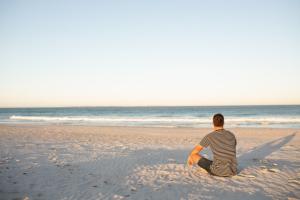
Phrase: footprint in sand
[
  {"left": 268, "top": 168, "right": 280, "bottom": 173},
  {"left": 235, "top": 174, "right": 256, "bottom": 179},
  {"left": 288, "top": 179, "right": 300, "bottom": 185}
]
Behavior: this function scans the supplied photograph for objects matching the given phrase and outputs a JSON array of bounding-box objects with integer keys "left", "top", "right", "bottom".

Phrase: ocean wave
[
  {"left": 9, "top": 115, "right": 300, "bottom": 124},
  {"left": 9, "top": 115, "right": 211, "bottom": 123}
]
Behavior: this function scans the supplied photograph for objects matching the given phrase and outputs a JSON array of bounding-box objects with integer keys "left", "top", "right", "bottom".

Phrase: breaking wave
[{"left": 9, "top": 115, "right": 300, "bottom": 126}]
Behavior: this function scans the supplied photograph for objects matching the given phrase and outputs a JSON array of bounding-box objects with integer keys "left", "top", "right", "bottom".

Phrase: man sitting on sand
[{"left": 187, "top": 113, "right": 237, "bottom": 177}]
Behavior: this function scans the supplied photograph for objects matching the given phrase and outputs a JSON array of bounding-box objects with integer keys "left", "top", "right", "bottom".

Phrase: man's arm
[{"left": 187, "top": 145, "right": 204, "bottom": 166}]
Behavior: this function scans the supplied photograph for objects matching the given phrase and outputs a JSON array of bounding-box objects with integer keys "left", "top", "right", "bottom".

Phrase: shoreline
[{"left": 1, "top": 123, "right": 300, "bottom": 130}]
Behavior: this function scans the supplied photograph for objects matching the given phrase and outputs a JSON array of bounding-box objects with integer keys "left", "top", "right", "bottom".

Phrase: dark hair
[{"left": 213, "top": 113, "right": 224, "bottom": 127}]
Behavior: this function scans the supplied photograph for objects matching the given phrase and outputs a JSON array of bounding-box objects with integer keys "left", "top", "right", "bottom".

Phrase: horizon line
[{"left": 0, "top": 104, "right": 300, "bottom": 109}]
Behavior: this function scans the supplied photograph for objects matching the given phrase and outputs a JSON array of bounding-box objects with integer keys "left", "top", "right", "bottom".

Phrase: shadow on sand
[{"left": 237, "top": 132, "right": 296, "bottom": 169}]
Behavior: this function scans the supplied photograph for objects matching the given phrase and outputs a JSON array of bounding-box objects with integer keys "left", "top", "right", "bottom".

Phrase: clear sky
[{"left": 0, "top": 0, "right": 299, "bottom": 107}]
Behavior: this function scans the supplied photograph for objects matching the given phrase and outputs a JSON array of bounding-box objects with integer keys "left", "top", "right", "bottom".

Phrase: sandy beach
[{"left": 0, "top": 125, "right": 299, "bottom": 200}]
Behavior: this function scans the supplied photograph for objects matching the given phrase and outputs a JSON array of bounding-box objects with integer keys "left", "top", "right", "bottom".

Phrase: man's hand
[
  {"left": 187, "top": 145, "right": 204, "bottom": 166},
  {"left": 187, "top": 155, "right": 194, "bottom": 166}
]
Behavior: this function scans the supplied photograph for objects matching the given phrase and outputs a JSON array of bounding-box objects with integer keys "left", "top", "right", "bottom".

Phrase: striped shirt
[{"left": 200, "top": 129, "right": 237, "bottom": 176}]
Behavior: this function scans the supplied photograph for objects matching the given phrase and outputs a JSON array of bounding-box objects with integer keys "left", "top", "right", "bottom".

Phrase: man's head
[{"left": 213, "top": 113, "right": 224, "bottom": 128}]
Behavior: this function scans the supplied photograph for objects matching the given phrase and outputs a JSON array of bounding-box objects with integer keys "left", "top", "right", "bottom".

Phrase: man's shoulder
[
  {"left": 210, "top": 129, "right": 236, "bottom": 138},
  {"left": 224, "top": 130, "right": 236, "bottom": 138},
  {"left": 206, "top": 131, "right": 216, "bottom": 137},
  {"left": 204, "top": 131, "right": 219, "bottom": 140}
]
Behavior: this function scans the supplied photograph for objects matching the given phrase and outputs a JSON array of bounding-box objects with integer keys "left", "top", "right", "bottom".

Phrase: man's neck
[{"left": 214, "top": 127, "right": 224, "bottom": 131}]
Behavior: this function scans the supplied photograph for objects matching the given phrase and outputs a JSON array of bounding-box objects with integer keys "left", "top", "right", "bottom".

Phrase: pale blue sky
[{"left": 0, "top": 0, "right": 299, "bottom": 107}]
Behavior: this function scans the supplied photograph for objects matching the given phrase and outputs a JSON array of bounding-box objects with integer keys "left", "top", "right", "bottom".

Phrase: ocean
[{"left": 0, "top": 105, "right": 300, "bottom": 128}]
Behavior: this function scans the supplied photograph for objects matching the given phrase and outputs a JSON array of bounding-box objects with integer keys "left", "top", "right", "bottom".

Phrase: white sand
[{"left": 0, "top": 125, "right": 299, "bottom": 200}]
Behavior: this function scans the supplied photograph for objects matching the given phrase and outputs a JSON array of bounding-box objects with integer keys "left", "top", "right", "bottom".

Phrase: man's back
[{"left": 200, "top": 129, "right": 237, "bottom": 176}]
